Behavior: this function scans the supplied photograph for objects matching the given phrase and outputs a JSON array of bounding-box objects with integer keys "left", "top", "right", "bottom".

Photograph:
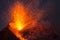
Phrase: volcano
[{"left": 0, "top": 0, "right": 60, "bottom": 40}]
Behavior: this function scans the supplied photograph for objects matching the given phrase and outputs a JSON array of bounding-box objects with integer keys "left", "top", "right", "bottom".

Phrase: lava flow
[{"left": 9, "top": 2, "right": 35, "bottom": 40}]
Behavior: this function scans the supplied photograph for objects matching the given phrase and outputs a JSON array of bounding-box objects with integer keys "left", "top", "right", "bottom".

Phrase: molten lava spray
[
  {"left": 9, "top": 2, "right": 33, "bottom": 30},
  {"left": 9, "top": 1, "right": 35, "bottom": 40},
  {"left": 10, "top": 3, "right": 27, "bottom": 30}
]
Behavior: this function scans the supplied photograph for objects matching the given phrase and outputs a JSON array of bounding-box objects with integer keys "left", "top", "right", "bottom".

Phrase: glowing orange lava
[
  {"left": 9, "top": 2, "right": 31, "bottom": 30},
  {"left": 9, "top": 2, "right": 35, "bottom": 40}
]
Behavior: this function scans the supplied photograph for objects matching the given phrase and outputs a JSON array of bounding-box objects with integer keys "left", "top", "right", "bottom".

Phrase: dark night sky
[
  {"left": 0, "top": 0, "right": 14, "bottom": 30},
  {"left": 0, "top": 0, "right": 58, "bottom": 33},
  {"left": 0, "top": 0, "right": 9, "bottom": 30}
]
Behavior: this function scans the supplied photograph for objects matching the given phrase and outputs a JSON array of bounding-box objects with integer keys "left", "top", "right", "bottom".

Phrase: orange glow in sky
[
  {"left": 9, "top": 1, "right": 37, "bottom": 40},
  {"left": 9, "top": 2, "right": 31, "bottom": 30}
]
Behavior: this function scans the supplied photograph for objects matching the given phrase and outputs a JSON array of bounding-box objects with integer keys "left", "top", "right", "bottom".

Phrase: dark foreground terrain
[{"left": 0, "top": 25, "right": 60, "bottom": 40}]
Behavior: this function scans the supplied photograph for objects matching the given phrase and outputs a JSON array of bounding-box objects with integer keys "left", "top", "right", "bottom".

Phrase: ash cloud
[{"left": 18, "top": 0, "right": 59, "bottom": 40}]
